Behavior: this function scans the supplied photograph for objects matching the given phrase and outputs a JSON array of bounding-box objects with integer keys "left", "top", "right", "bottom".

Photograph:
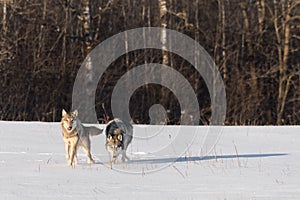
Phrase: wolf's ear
[
  {"left": 62, "top": 109, "right": 67, "bottom": 116},
  {"left": 72, "top": 110, "right": 78, "bottom": 117},
  {"left": 117, "top": 134, "right": 122, "bottom": 141}
]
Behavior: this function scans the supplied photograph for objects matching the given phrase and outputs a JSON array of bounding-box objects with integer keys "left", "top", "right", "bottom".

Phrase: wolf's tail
[{"left": 87, "top": 126, "right": 103, "bottom": 136}]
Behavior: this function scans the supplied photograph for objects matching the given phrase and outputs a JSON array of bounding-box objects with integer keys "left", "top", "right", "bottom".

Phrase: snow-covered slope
[{"left": 0, "top": 121, "right": 299, "bottom": 199}]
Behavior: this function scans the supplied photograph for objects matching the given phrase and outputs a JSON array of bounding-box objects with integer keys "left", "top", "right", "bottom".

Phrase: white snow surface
[{"left": 0, "top": 121, "right": 299, "bottom": 199}]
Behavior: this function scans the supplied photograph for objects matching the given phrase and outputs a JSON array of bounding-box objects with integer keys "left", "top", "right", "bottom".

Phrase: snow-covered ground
[{"left": 0, "top": 121, "right": 299, "bottom": 199}]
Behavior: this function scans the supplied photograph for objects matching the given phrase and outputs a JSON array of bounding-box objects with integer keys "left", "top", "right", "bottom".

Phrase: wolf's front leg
[
  {"left": 69, "top": 144, "right": 77, "bottom": 167},
  {"left": 65, "top": 142, "right": 70, "bottom": 161},
  {"left": 110, "top": 156, "right": 116, "bottom": 169},
  {"left": 110, "top": 152, "right": 116, "bottom": 169},
  {"left": 73, "top": 148, "right": 78, "bottom": 165}
]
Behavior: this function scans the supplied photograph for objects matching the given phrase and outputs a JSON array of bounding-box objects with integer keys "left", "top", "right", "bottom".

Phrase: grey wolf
[
  {"left": 105, "top": 118, "right": 133, "bottom": 169},
  {"left": 61, "top": 109, "right": 103, "bottom": 166}
]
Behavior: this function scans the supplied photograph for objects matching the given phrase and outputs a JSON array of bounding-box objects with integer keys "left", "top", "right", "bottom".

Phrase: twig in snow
[
  {"left": 234, "top": 144, "right": 241, "bottom": 168},
  {"left": 172, "top": 165, "right": 185, "bottom": 179}
]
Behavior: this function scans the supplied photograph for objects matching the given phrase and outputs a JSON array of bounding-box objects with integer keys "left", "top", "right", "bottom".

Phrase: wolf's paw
[
  {"left": 88, "top": 159, "right": 95, "bottom": 164},
  {"left": 68, "top": 160, "right": 76, "bottom": 167}
]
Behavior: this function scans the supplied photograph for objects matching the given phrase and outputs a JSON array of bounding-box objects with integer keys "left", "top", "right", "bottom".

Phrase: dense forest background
[{"left": 0, "top": 0, "right": 299, "bottom": 125}]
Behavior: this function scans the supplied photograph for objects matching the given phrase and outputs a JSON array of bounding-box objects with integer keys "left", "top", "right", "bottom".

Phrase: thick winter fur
[
  {"left": 105, "top": 119, "right": 133, "bottom": 169},
  {"left": 61, "top": 109, "right": 103, "bottom": 166}
]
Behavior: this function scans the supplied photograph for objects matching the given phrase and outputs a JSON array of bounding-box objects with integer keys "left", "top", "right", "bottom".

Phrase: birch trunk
[
  {"left": 159, "top": 0, "right": 168, "bottom": 65},
  {"left": 81, "top": 0, "right": 94, "bottom": 122},
  {"left": 276, "top": 0, "right": 292, "bottom": 125}
]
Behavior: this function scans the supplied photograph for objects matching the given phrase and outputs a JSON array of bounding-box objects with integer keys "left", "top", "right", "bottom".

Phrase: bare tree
[{"left": 273, "top": 0, "right": 296, "bottom": 124}]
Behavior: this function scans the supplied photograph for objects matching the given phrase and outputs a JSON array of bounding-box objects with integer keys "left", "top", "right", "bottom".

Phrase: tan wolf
[
  {"left": 61, "top": 109, "right": 103, "bottom": 166},
  {"left": 105, "top": 118, "right": 133, "bottom": 169}
]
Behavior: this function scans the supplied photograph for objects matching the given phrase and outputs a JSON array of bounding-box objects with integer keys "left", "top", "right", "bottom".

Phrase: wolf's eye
[
  {"left": 117, "top": 134, "right": 122, "bottom": 141},
  {"left": 107, "top": 135, "right": 113, "bottom": 141}
]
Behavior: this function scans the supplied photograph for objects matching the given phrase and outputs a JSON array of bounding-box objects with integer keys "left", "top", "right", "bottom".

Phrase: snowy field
[{"left": 0, "top": 121, "right": 299, "bottom": 199}]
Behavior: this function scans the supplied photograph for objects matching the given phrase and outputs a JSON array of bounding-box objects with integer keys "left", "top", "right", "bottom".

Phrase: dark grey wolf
[
  {"left": 61, "top": 109, "right": 103, "bottom": 166},
  {"left": 105, "top": 118, "right": 133, "bottom": 169}
]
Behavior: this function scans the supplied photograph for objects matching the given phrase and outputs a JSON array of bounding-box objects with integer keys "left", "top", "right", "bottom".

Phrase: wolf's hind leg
[{"left": 82, "top": 145, "right": 94, "bottom": 164}]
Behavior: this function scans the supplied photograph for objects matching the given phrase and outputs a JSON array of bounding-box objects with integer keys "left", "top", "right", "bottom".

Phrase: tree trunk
[
  {"left": 216, "top": 0, "right": 227, "bottom": 82},
  {"left": 80, "top": 0, "right": 95, "bottom": 123},
  {"left": 2, "top": 0, "right": 9, "bottom": 63},
  {"left": 2, "top": 0, "right": 7, "bottom": 37},
  {"left": 82, "top": 0, "right": 92, "bottom": 54},
  {"left": 256, "top": 0, "right": 265, "bottom": 34},
  {"left": 61, "top": 0, "right": 68, "bottom": 74},
  {"left": 159, "top": 0, "right": 168, "bottom": 66},
  {"left": 158, "top": 0, "right": 168, "bottom": 113},
  {"left": 276, "top": 0, "right": 292, "bottom": 125},
  {"left": 241, "top": 2, "right": 257, "bottom": 124},
  {"left": 122, "top": 0, "right": 129, "bottom": 67}
]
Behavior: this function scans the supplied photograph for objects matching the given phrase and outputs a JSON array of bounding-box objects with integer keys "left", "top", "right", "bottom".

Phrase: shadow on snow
[{"left": 128, "top": 153, "right": 288, "bottom": 164}]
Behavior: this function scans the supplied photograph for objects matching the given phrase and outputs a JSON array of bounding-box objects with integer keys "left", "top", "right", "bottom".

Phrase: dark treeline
[{"left": 0, "top": 0, "right": 299, "bottom": 125}]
